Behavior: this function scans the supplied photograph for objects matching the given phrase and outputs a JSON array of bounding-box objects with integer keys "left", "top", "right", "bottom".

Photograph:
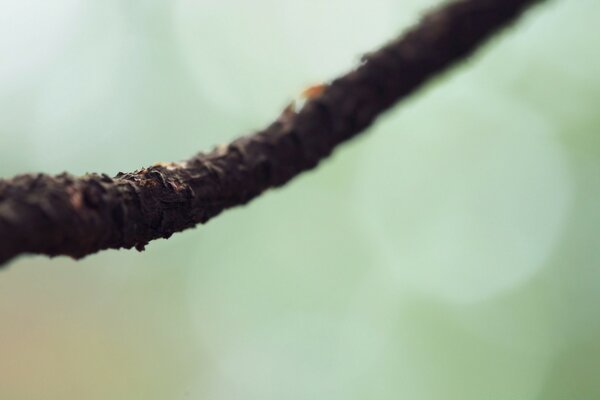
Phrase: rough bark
[{"left": 0, "top": 0, "right": 544, "bottom": 266}]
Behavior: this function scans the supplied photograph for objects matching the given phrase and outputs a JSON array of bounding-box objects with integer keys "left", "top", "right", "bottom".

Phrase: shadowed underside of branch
[{"left": 0, "top": 0, "right": 543, "bottom": 267}]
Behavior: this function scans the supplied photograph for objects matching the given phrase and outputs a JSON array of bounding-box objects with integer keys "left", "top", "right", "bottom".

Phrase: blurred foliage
[{"left": 1, "top": 0, "right": 600, "bottom": 399}]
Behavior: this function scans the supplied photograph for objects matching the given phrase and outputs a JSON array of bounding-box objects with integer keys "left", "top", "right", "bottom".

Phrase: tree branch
[{"left": 0, "top": 0, "right": 544, "bottom": 267}]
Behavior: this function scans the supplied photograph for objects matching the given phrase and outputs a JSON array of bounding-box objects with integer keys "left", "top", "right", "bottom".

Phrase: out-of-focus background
[{"left": 0, "top": 0, "right": 599, "bottom": 398}]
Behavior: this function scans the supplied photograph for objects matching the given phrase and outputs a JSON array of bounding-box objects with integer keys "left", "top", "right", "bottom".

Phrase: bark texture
[{"left": 0, "top": 0, "right": 544, "bottom": 266}]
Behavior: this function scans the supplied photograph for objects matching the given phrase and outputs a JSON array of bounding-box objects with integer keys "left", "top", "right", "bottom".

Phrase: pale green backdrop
[{"left": 1, "top": 0, "right": 599, "bottom": 399}]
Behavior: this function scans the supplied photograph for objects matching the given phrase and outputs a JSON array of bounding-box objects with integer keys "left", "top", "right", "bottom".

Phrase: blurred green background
[{"left": 1, "top": 0, "right": 599, "bottom": 398}]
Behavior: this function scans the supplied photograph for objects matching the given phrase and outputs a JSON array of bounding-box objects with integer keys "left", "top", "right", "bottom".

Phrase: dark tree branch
[{"left": 0, "top": 0, "right": 544, "bottom": 267}]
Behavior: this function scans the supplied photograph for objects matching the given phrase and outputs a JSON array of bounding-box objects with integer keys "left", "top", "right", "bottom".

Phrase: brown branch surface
[{"left": 0, "top": 0, "right": 543, "bottom": 266}]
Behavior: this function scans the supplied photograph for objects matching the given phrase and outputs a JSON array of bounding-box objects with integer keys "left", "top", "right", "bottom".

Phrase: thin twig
[{"left": 0, "top": 0, "right": 544, "bottom": 266}]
